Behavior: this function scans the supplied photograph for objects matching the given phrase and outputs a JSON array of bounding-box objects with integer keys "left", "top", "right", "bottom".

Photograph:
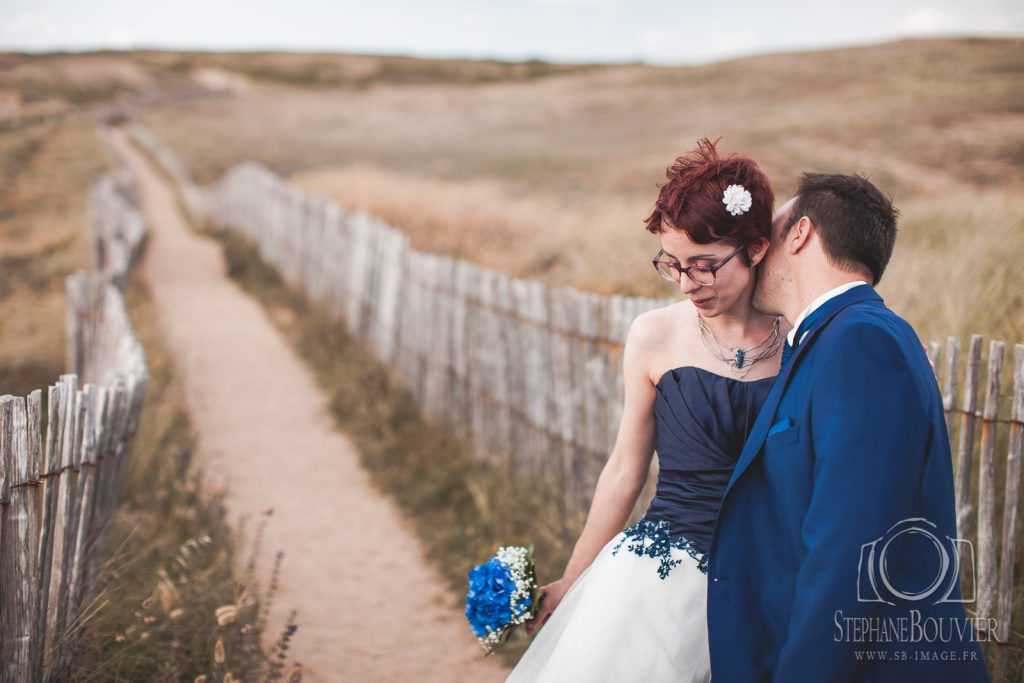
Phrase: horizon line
[{"left": 2, "top": 33, "right": 1021, "bottom": 68}]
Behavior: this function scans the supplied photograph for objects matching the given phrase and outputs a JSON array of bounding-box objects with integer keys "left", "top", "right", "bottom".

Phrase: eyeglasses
[{"left": 651, "top": 245, "right": 746, "bottom": 286}]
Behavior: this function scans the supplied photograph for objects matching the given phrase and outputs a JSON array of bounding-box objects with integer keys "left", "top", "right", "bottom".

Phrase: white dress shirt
[{"left": 787, "top": 280, "right": 869, "bottom": 347}]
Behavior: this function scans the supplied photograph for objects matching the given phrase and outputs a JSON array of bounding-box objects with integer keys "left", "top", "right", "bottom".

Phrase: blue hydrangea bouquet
[{"left": 464, "top": 545, "right": 539, "bottom": 655}]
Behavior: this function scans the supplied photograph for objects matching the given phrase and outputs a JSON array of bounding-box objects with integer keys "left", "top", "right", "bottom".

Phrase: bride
[{"left": 506, "top": 138, "right": 788, "bottom": 682}]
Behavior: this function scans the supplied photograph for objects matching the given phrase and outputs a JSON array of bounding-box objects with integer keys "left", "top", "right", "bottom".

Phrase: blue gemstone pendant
[{"left": 735, "top": 349, "right": 745, "bottom": 368}]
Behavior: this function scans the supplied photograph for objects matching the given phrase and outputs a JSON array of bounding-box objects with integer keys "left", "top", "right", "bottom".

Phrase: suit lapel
[{"left": 722, "top": 285, "right": 883, "bottom": 498}]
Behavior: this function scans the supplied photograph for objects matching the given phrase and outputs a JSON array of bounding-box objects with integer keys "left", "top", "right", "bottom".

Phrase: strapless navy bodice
[{"left": 641, "top": 365, "right": 775, "bottom": 557}]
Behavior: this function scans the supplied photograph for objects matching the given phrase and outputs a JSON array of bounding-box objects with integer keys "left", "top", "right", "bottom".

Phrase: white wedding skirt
[{"left": 505, "top": 525, "right": 711, "bottom": 683}]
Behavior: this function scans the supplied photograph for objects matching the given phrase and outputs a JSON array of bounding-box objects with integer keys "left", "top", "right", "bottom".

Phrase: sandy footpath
[{"left": 111, "top": 129, "right": 510, "bottom": 682}]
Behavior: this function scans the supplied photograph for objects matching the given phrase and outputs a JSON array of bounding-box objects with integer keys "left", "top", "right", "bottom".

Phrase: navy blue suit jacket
[{"left": 707, "top": 284, "right": 989, "bottom": 682}]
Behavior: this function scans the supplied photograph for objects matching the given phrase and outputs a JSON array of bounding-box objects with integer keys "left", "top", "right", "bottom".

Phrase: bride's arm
[
  {"left": 526, "top": 312, "right": 658, "bottom": 632},
  {"left": 559, "top": 313, "right": 659, "bottom": 583}
]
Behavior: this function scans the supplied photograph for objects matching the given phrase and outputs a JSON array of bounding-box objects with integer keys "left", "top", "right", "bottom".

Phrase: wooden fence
[
  {"left": 128, "top": 123, "right": 1023, "bottom": 679},
  {"left": 127, "top": 124, "right": 676, "bottom": 517},
  {"left": 0, "top": 163, "right": 149, "bottom": 682},
  {"left": 88, "top": 168, "right": 147, "bottom": 290},
  {"left": 928, "top": 338, "right": 1024, "bottom": 679}
]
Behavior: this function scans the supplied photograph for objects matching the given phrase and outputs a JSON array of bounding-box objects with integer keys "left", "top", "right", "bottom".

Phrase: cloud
[
  {"left": 532, "top": 0, "right": 625, "bottom": 9},
  {"left": 0, "top": 12, "right": 56, "bottom": 43},
  {"left": 902, "top": 8, "right": 961, "bottom": 35},
  {"left": 636, "top": 26, "right": 764, "bottom": 64},
  {"left": 901, "top": 6, "right": 1019, "bottom": 36},
  {"left": 104, "top": 28, "right": 141, "bottom": 49}
]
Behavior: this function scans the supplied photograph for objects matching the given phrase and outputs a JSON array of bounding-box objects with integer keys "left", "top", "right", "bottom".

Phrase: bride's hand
[{"left": 525, "top": 577, "right": 572, "bottom": 636}]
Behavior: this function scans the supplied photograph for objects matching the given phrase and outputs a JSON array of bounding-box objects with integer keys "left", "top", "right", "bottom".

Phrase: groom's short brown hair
[{"left": 783, "top": 173, "right": 898, "bottom": 283}]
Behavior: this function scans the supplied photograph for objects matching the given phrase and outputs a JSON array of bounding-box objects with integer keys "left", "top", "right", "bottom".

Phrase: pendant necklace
[{"left": 698, "top": 314, "right": 783, "bottom": 375}]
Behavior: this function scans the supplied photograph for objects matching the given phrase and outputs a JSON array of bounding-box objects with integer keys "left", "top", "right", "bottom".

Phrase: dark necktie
[
  {"left": 780, "top": 305, "right": 826, "bottom": 370},
  {"left": 780, "top": 336, "right": 796, "bottom": 369}
]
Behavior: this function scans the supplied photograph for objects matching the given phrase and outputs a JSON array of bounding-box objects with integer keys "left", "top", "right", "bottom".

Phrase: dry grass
[
  {"left": 0, "top": 52, "right": 155, "bottom": 107},
  {"left": 0, "top": 49, "right": 593, "bottom": 126},
  {"left": 132, "top": 50, "right": 594, "bottom": 90},
  {"left": 882, "top": 189, "right": 1024, "bottom": 344},
  {"left": 291, "top": 164, "right": 652, "bottom": 293},
  {"left": 137, "top": 38, "right": 1023, "bottom": 343},
  {"left": 0, "top": 113, "right": 111, "bottom": 393}
]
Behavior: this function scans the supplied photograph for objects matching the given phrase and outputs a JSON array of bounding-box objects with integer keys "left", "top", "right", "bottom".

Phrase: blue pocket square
[{"left": 768, "top": 417, "right": 794, "bottom": 435}]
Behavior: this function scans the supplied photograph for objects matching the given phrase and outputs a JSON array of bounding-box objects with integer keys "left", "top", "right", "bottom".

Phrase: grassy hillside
[
  {"left": 124, "top": 38, "right": 1023, "bottom": 343},
  {"left": 5, "top": 40, "right": 1017, "bottom": 337},
  {"left": 0, "top": 49, "right": 595, "bottom": 122}
]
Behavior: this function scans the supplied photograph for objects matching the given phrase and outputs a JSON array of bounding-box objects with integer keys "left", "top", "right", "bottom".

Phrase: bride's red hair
[{"left": 644, "top": 138, "right": 773, "bottom": 262}]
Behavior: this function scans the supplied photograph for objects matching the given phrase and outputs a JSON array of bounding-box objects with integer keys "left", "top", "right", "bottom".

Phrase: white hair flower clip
[{"left": 722, "top": 184, "right": 753, "bottom": 216}]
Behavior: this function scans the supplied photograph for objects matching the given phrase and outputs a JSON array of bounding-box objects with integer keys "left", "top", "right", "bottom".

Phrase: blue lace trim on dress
[{"left": 611, "top": 518, "right": 710, "bottom": 580}]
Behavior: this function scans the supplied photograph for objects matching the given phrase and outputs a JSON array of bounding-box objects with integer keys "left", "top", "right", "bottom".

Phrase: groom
[{"left": 706, "top": 173, "right": 990, "bottom": 682}]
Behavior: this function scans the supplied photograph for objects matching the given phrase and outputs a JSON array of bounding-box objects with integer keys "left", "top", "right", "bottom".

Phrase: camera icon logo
[{"left": 857, "top": 517, "right": 975, "bottom": 605}]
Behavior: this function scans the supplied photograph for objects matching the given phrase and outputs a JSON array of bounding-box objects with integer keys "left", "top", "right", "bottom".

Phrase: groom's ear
[{"left": 787, "top": 216, "right": 813, "bottom": 255}]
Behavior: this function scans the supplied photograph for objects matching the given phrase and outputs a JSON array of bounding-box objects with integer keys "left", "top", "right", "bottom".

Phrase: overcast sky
[{"left": 2, "top": 0, "right": 1021, "bottom": 65}]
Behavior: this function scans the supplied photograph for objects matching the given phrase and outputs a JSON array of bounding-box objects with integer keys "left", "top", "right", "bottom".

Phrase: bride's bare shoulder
[
  {"left": 625, "top": 300, "right": 694, "bottom": 356},
  {"left": 629, "top": 300, "right": 686, "bottom": 334}
]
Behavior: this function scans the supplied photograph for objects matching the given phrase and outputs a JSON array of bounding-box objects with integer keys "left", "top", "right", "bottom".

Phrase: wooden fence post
[
  {"left": 993, "top": 345, "right": 1024, "bottom": 681},
  {"left": 955, "top": 335, "right": 984, "bottom": 537},
  {"left": 976, "top": 341, "right": 1005, "bottom": 631}
]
